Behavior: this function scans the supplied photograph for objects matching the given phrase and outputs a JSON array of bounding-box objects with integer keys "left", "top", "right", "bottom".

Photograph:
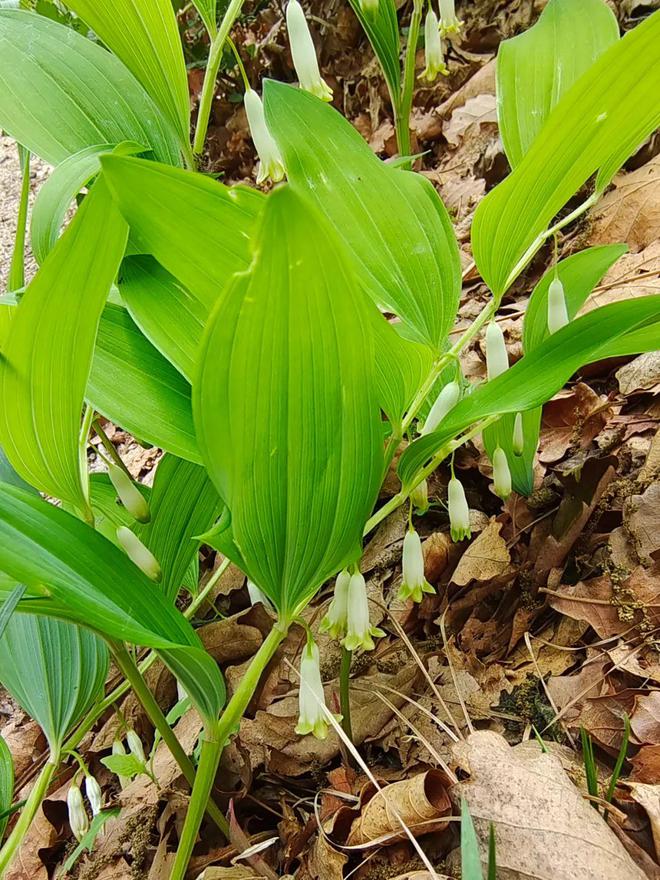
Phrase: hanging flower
[
  {"left": 85, "top": 775, "right": 103, "bottom": 816},
  {"left": 67, "top": 782, "right": 89, "bottom": 842},
  {"left": 438, "top": 0, "right": 463, "bottom": 36},
  {"left": 547, "top": 277, "right": 569, "bottom": 334},
  {"left": 343, "top": 571, "right": 384, "bottom": 651},
  {"left": 247, "top": 578, "right": 274, "bottom": 610},
  {"left": 295, "top": 638, "right": 329, "bottom": 739},
  {"left": 419, "top": 10, "right": 449, "bottom": 82},
  {"left": 286, "top": 0, "right": 333, "bottom": 101},
  {"left": 126, "top": 729, "right": 146, "bottom": 765},
  {"left": 116, "top": 527, "right": 161, "bottom": 582},
  {"left": 492, "top": 446, "right": 512, "bottom": 500},
  {"left": 320, "top": 569, "right": 351, "bottom": 640},
  {"left": 512, "top": 412, "right": 524, "bottom": 456},
  {"left": 448, "top": 476, "right": 471, "bottom": 542},
  {"left": 410, "top": 478, "right": 430, "bottom": 514},
  {"left": 485, "top": 321, "right": 508, "bottom": 381},
  {"left": 359, "top": 0, "right": 379, "bottom": 11},
  {"left": 244, "top": 88, "right": 286, "bottom": 185},
  {"left": 399, "top": 529, "right": 435, "bottom": 603},
  {"left": 107, "top": 462, "right": 150, "bottom": 523},
  {"left": 112, "top": 739, "right": 130, "bottom": 789},
  {"left": 421, "top": 380, "right": 460, "bottom": 435}
]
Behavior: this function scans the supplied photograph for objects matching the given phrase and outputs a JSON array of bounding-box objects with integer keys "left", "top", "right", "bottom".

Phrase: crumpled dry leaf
[
  {"left": 632, "top": 692, "right": 660, "bottom": 746},
  {"left": 588, "top": 156, "right": 660, "bottom": 253},
  {"left": 451, "top": 730, "right": 646, "bottom": 880},
  {"left": 196, "top": 869, "right": 262, "bottom": 879},
  {"left": 583, "top": 240, "right": 660, "bottom": 312},
  {"left": 632, "top": 745, "right": 660, "bottom": 783},
  {"left": 443, "top": 94, "right": 498, "bottom": 146},
  {"left": 538, "top": 383, "right": 611, "bottom": 464},
  {"left": 617, "top": 352, "right": 660, "bottom": 395},
  {"left": 624, "top": 482, "right": 660, "bottom": 565},
  {"left": 627, "top": 782, "right": 660, "bottom": 860},
  {"left": 451, "top": 520, "right": 511, "bottom": 586}
]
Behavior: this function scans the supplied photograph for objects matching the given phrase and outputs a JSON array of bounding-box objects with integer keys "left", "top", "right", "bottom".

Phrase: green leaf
[
  {"left": 0, "top": 178, "right": 128, "bottom": 512},
  {"left": 88, "top": 304, "right": 200, "bottom": 463},
  {"left": 0, "top": 483, "right": 225, "bottom": 722},
  {"left": 461, "top": 799, "right": 485, "bottom": 880},
  {"left": 190, "top": 0, "right": 216, "bottom": 34},
  {"left": 347, "top": 0, "right": 401, "bottom": 103},
  {"left": 264, "top": 81, "right": 461, "bottom": 350},
  {"left": 100, "top": 753, "right": 146, "bottom": 778},
  {"left": 31, "top": 141, "right": 143, "bottom": 264},
  {"left": 497, "top": 0, "right": 618, "bottom": 168},
  {"left": 62, "top": 0, "right": 192, "bottom": 152},
  {"left": 194, "top": 186, "right": 384, "bottom": 618},
  {"left": 0, "top": 614, "right": 108, "bottom": 752},
  {"left": 482, "top": 409, "right": 541, "bottom": 497},
  {"left": 8, "top": 144, "right": 30, "bottom": 292},
  {"left": 398, "top": 296, "right": 660, "bottom": 488},
  {"left": 0, "top": 10, "right": 181, "bottom": 166},
  {"left": 473, "top": 11, "right": 660, "bottom": 297},
  {"left": 0, "top": 584, "right": 26, "bottom": 640},
  {"left": 0, "top": 734, "right": 12, "bottom": 843},
  {"left": 101, "top": 155, "right": 264, "bottom": 307}
]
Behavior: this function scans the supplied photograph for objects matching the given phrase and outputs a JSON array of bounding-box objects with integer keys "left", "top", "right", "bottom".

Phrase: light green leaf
[
  {"left": 0, "top": 483, "right": 225, "bottom": 722},
  {"left": 190, "top": 0, "right": 216, "bottom": 35},
  {"left": 8, "top": 144, "right": 29, "bottom": 293},
  {"left": 63, "top": 0, "right": 191, "bottom": 152},
  {"left": 0, "top": 178, "right": 128, "bottom": 512},
  {"left": 0, "top": 10, "right": 181, "bottom": 166},
  {"left": 0, "top": 734, "right": 12, "bottom": 843},
  {"left": 100, "top": 753, "right": 145, "bottom": 778},
  {"left": 264, "top": 81, "right": 461, "bottom": 350},
  {"left": 101, "top": 155, "right": 264, "bottom": 307},
  {"left": 88, "top": 304, "right": 200, "bottom": 463},
  {"left": 0, "top": 614, "right": 108, "bottom": 752},
  {"left": 347, "top": 0, "right": 401, "bottom": 103},
  {"left": 482, "top": 409, "right": 541, "bottom": 497},
  {"left": 461, "top": 799, "right": 485, "bottom": 880},
  {"left": 497, "top": 0, "right": 618, "bottom": 168},
  {"left": 31, "top": 141, "right": 143, "bottom": 264},
  {"left": 398, "top": 296, "right": 660, "bottom": 488},
  {"left": 473, "top": 11, "right": 660, "bottom": 297},
  {"left": 194, "top": 186, "right": 384, "bottom": 618},
  {"left": 0, "top": 584, "right": 25, "bottom": 640}
]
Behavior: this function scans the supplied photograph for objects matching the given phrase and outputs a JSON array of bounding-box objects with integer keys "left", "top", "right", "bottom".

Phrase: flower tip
[
  {"left": 492, "top": 446, "right": 512, "bottom": 500},
  {"left": 485, "top": 321, "right": 509, "bottom": 381},
  {"left": 547, "top": 277, "right": 569, "bottom": 334},
  {"left": 512, "top": 412, "right": 525, "bottom": 456},
  {"left": 107, "top": 462, "right": 150, "bottom": 523},
  {"left": 116, "top": 526, "right": 162, "bottom": 581},
  {"left": 286, "top": 0, "right": 333, "bottom": 101},
  {"left": 448, "top": 476, "right": 471, "bottom": 543}
]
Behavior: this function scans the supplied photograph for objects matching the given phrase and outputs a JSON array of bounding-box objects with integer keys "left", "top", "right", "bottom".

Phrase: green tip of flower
[
  {"left": 450, "top": 524, "right": 471, "bottom": 542},
  {"left": 398, "top": 579, "right": 435, "bottom": 604}
]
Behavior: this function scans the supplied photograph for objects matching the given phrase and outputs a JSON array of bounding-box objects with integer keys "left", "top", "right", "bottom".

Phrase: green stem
[
  {"left": 193, "top": 0, "right": 245, "bottom": 156},
  {"left": 339, "top": 647, "right": 353, "bottom": 744},
  {"left": 0, "top": 755, "right": 58, "bottom": 874},
  {"left": 394, "top": 0, "right": 424, "bottom": 167},
  {"left": 8, "top": 146, "right": 30, "bottom": 294},
  {"left": 92, "top": 418, "right": 131, "bottom": 478}
]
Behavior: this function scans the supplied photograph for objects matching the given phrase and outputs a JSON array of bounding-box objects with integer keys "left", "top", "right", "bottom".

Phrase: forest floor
[{"left": 2, "top": 1, "right": 660, "bottom": 879}]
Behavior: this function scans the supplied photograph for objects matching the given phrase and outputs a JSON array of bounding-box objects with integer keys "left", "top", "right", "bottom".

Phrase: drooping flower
[
  {"left": 286, "top": 0, "right": 333, "bottom": 101},
  {"left": 85, "top": 775, "right": 103, "bottom": 816},
  {"left": 343, "top": 571, "right": 384, "bottom": 651},
  {"left": 410, "top": 478, "right": 430, "bottom": 514},
  {"left": 492, "top": 446, "right": 512, "bottom": 500},
  {"left": 448, "top": 475, "right": 471, "bottom": 542},
  {"left": 358, "top": 0, "right": 379, "bottom": 12},
  {"left": 295, "top": 638, "right": 329, "bottom": 739},
  {"left": 116, "top": 526, "right": 162, "bottom": 582},
  {"left": 67, "top": 782, "right": 89, "bottom": 842},
  {"left": 244, "top": 88, "right": 286, "bottom": 185},
  {"left": 485, "top": 321, "right": 508, "bottom": 381},
  {"left": 112, "top": 738, "right": 130, "bottom": 789},
  {"left": 419, "top": 10, "right": 449, "bottom": 82},
  {"left": 421, "top": 380, "right": 460, "bottom": 435},
  {"left": 547, "top": 277, "right": 569, "bottom": 334},
  {"left": 107, "top": 462, "right": 150, "bottom": 523},
  {"left": 320, "top": 569, "right": 351, "bottom": 640},
  {"left": 126, "top": 729, "right": 146, "bottom": 765},
  {"left": 247, "top": 578, "right": 274, "bottom": 610},
  {"left": 512, "top": 412, "right": 525, "bottom": 456},
  {"left": 438, "top": 0, "right": 463, "bottom": 36},
  {"left": 398, "top": 529, "right": 435, "bottom": 603}
]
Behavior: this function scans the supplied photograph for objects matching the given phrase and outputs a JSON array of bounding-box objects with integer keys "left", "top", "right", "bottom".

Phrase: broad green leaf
[
  {"left": 0, "top": 10, "right": 181, "bottom": 166},
  {"left": 191, "top": 0, "right": 216, "bottom": 34},
  {"left": 101, "top": 155, "right": 264, "bottom": 307},
  {"left": 461, "top": 799, "right": 485, "bottom": 880},
  {"left": 484, "top": 244, "right": 627, "bottom": 494},
  {"left": 264, "top": 81, "right": 461, "bottom": 350},
  {"left": 194, "top": 186, "right": 384, "bottom": 618},
  {"left": 63, "top": 0, "right": 191, "bottom": 152},
  {"left": 0, "top": 178, "right": 128, "bottom": 512},
  {"left": 0, "top": 614, "right": 108, "bottom": 753},
  {"left": 473, "top": 11, "right": 660, "bottom": 297},
  {"left": 31, "top": 141, "right": 143, "bottom": 264},
  {"left": 398, "top": 296, "right": 660, "bottom": 488},
  {"left": 88, "top": 304, "right": 200, "bottom": 463},
  {"left": 347, "top": 0, "right": 401, "bottom": 103},
  {"left": 497, "top": 0, "right": 618, "bottom": 168},
  {"left": 0, "top": 734, "right": 12, "bottom": 842},
  {"left": 0, "top": 483, "right": 225, "bottom": 722},
  {"left": 135, "top": 455, "right": 222, "bottom": 601},
  {"left": 0, "top": 584, "right": 25, "bottom": 640}
]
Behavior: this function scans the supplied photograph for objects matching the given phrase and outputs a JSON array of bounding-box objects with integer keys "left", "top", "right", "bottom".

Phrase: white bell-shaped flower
[
  {"left": 419, "top": 10, "right": 449, "bottom": 82},
  {"left": 112, "top": 739, "right": 130, "bottom": 789},
  {"left": 85, "top": 775, "right": 103, "bottom": 816},
  {"left": 485, "top": 321, "right": 508, "bottom": 381},
  {"left": 116, "top": 527, "right": 162, "bottom": 582},
  {"left": 399, "top": 529, "right": 435, "bottom": 603},
  {"left": 492, "top": 446, "right": 512, "bottom": 500},
  {"left": 320, "top": 569, "right": 351, "bottom": 640},
  {"left": 126, "top": 729, "right": 146, "bottom": 765},
  {"left": 512, "top": 412, "right": 525, "bottom": 456},
  {"left": 244, "top": 88, "right": 286, "bottom": 185},
  {"left": 448, "top": 475, "right": 471, "bottom": 542},
  {"left": 547, "top": 277, "right": 569, "bottom": 334},
  {"left": 342, "top": 571, "right": 384, "bottom": 651},
  {"left": 439, "top": 0, "right": 463, "bottom": 36},
  {"left": 410, "top": 478, "right": 430, "bottom": 514},
  {"left": 107, "top": 462, "right": 150, "bottom": 523},
  {"left": 295, "top": 638, "right": 329, "bottom": 739},
  {"left": 67, "top": 782, "right": 89, "bottom": 842},
  {"left": 421, "top": 380, "right": 460, "bottom": 435},
  {"left": 286, "top": 0, "right": 333, "bottom": 101}
]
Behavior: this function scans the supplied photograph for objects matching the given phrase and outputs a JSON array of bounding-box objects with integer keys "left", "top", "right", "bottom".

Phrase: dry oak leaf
[
  {"left": 451, "top": 519, "right": 511, "bottom": 586},
  {"left": 632, "top": 745, "right": 660, "bottom": 783},
  {"left": 451, "top": 730, "right": 646, "bottom": 880},
  {"left": 588, "top": 156, "right": 660, "bottom": 253},
  {"left": 442, "top": 94, "right": 497, "bottom": 146},
  {"left": 627, "top": 782, "right": 660, "bottom": 861},
  {"left": 632, "top": 692, "right": 660, "bottom": 746},
  {"left": 617, "top": 352, "right": 660, "bottom": 395}
]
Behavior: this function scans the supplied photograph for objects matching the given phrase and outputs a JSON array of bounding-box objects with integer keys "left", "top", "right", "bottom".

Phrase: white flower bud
[
  {"left": 84, "top": 775, "right": 103, "bottom": 816},
  {"left": 512, "top": 412, "right": 525, "bottom": 456},
  {"left": 419, "top": 10, "right": 449, "bottom": 82},
  {"left": 421, "top": 380, "right": 460, "bottom": 435},
  {"left": 358, "top": 0, "right": 379, "bottom": 11},
  {"left": 319, "top": 569, "right": 350, "bottom": 640},
  {"left": 410, "top": 478, "right": 430, "bottom": 514},
  {"left": 547, "top": 277, "right": 569, "bottom": 334},
  {"left": 116, "top": 526, "right": 162, "bottom": 582},
  {"left": 247, "top": 578, "right": 274, "bottom": 610},
  {"left": 295, "top": 638, "right": 329, "bottom": 739},
  {"left": 342, "top": 572, "right": 384, "bottom": 652},
  {"left": 107, "top": 462, "right": 150, "bottom": 523},
  {"left": 126, "top": 729, "right": 146, "bottom": 765},
  {"left": 112, "top": 738, "right": 130, "bottom": 789},
  {"left": 286, "top": 0, "right": 333, "bottom": 101},
  {"left": 485, "top": 321, "right": 508, "bottom": 381},
  {"left": 439, "top": 0, "right": 462, "bottom": 36},
  {"left": 244, "top": 89, "right": 286, "bottom": 185},
  {"left": 67, "top": 782, "right": 89, "bottom": 842},
  {"left": 492, "top": 446, "right": 512, "bottom": 500},
  {"left": 399, "top": 529, "right": 435, "bottom": 603},
  {"left": 448, "top": 476, "right": 471, "bottom": 542}
]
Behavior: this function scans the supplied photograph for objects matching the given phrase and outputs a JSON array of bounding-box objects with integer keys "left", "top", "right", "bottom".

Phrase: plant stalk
[
  {"left": 193, "top": 0, "right": 245, "bottom": 156},
  {"left": 394, "top": 0, "right": 424, "bottom": 167},
  {"left": 8, "top": 146, "right": 30, "bottom": 294},
  {"left": 0, "top": 755, "right": 58, "bottom": 874},
  {"left": 339, "top": 647, "right": 353, "bottom": 744}
]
